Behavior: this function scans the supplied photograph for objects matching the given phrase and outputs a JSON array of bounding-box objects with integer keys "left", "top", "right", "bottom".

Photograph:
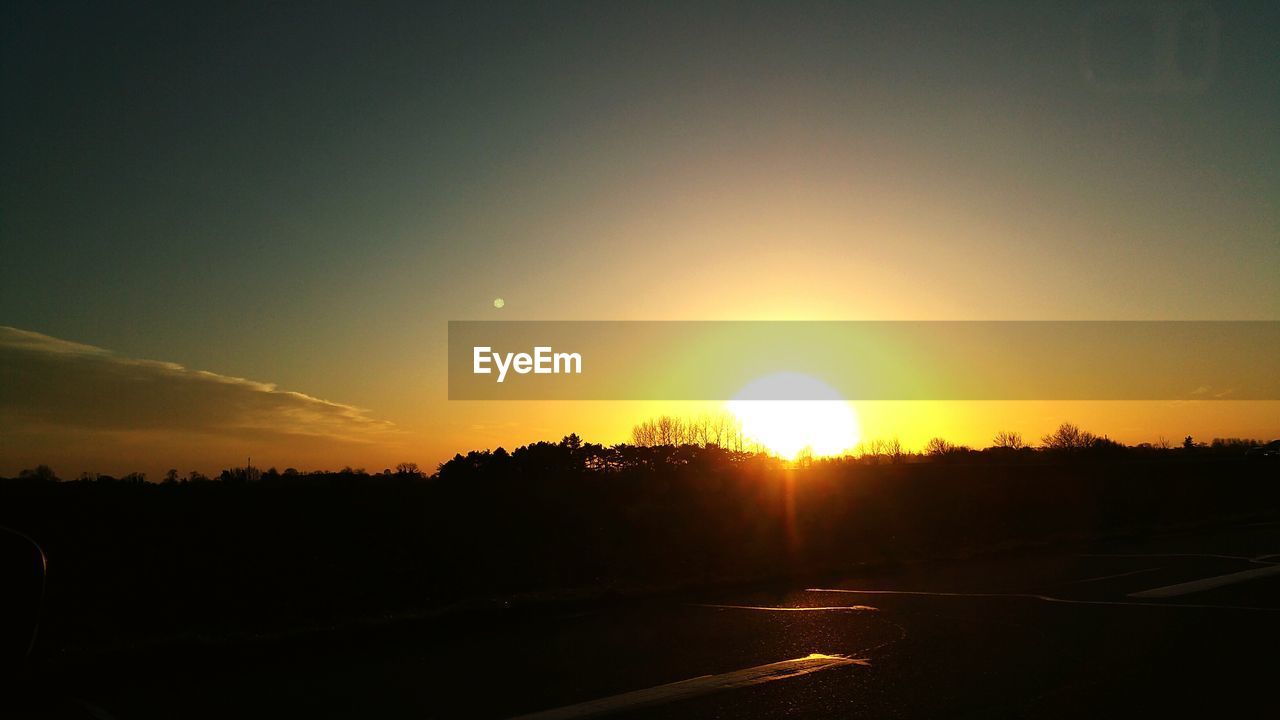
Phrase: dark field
[{"left": 2, "top": 448, "right": 1275, "bottom": 660}]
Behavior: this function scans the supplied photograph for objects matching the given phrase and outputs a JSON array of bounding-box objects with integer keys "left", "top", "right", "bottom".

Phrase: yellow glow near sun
[{"left": 726, "top": 372, "right": 861, "bottom": 459}]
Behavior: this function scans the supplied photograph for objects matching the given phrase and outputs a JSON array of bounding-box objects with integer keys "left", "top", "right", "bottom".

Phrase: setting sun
[{"left": 725, "top": 372, "right": 861, "bottom": 459}]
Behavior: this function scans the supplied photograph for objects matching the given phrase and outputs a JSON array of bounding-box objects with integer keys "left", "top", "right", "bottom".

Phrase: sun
[{"left": 726, "top": 372, "right": 861, "bottom": 459}]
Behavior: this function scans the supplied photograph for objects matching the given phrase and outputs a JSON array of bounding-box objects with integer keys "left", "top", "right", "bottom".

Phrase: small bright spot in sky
[{"left": 493, "top": 298, "right": 505, "bottom": 309}]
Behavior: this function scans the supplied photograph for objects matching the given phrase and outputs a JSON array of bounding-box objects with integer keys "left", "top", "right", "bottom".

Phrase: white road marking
[
  {"left": 1079, "top": 553, "right": 1277, "bottom": 565},
  {"left": 1127, "top": 563, "right": 1280, "bottom": 598},
  {"left": 1234, "top": 519, "right": 1280, "bottom": 529},
  {"left": 1061, "top": 567, "right": 1162, "bottom": 586},
  {"left": 805, "top": 588, "right": 1280, "bottom": 612},
  {"left": 694, "top": 603, "right": 879, "bottom": 612},
  {"left": 508, "top": 654, "right": 862, "bottom": 720}
]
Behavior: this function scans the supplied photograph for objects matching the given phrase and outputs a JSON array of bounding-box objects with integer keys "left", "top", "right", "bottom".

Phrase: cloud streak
[{"left": 0, "top": 326, "right": 397, "bottom": 443}]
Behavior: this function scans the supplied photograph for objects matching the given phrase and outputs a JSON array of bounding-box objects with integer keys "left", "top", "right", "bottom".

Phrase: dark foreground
[{"left": 35, "top": 516, "right": 1280, "bottom": 719}]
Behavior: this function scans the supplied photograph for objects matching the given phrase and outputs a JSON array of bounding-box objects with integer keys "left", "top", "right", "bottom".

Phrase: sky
[{"left": 2, "top": 1, "right": 1277, "bottom": 477}]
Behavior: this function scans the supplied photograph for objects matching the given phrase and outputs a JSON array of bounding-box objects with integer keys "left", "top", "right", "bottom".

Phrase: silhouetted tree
[
  {"left": 1042, "top": 423, "right": 1097, "bottom": 451},
  {"left": 17, "top": 465, "right": 58, "bottom": 482},
  {"left": 992, "top": 431, "right": 1025, "bottom": 450},
  {"left": 925, "top": 437, "right": 972, "bottom": 460},
  {"left": 1211, "top": 438, "right": 1262, "bottom": 451},
  {"left": 859, "top": 439, "right": 887, "bottom": 464},
  {"left": 925, "top": 437, "right": 955, "bottom": 456},
  {"left": 631, "top": 414, "right": 746, "bottom": 450},
  {"left": 394, "top": 462, "right": 421, "bottom": 476},
  {"left": 219, "top": 465, "right": 260, "bottom": 483}
]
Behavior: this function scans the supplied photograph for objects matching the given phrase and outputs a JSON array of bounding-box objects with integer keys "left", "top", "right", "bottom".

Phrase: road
[{"left": 68, "top": 518, "right": 1280, "bottom": 719}]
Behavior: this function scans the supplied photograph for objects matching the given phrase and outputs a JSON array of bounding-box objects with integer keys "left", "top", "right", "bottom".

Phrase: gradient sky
[{"left": 2, "top": 1, "right": 1277, "bottom": 477}]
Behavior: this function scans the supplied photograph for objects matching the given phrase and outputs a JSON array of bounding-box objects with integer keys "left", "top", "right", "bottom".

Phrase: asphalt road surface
[{"left": 63, "top": 518, "right": 1280, "bottom": 719}]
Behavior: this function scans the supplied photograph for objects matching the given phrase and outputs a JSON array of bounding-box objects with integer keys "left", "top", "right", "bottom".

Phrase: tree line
[{"left": 4, "top": 422, "right": 1275, "bottom": 484}]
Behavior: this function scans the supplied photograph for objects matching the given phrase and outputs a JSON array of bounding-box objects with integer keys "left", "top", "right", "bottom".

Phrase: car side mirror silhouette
[{"left": 0, "top": 527, "right": 46, "bottom": 669}]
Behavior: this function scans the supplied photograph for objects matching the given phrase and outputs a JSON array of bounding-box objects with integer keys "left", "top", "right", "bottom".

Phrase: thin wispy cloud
[{"left": 0, "top": 326, "right": 397, "bottom": 443}]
